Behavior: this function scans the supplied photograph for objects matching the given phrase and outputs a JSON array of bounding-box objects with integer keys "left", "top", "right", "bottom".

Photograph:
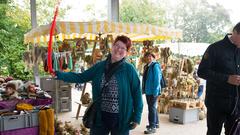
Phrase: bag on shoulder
[
  {"left": 82, "top": 56, "right": 124, "bottom": 128},
  {"left": 82, "top": 98, "right": 100, "bottom": 128},
  {"left": 161, "top": 75, "right": 167, "bottom": 88},
  {"left": 152, "top": 63, "right": 167, "bottom": 89}
]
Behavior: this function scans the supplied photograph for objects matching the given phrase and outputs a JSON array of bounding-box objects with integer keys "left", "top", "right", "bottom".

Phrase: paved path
[{"left": 57, "top": 87, "right": 226, "bottom": 135}]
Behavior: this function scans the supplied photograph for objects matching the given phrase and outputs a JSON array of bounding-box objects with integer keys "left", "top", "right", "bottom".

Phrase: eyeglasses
[{"left": 114, "top": 44, "right": 127, "bottom": 51}]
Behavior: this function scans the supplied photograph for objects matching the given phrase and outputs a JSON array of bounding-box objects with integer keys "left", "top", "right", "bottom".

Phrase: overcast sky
[
  {"left": 208, "top": 0, "right": 239, "bottom": 24},
  {"left": 61, "top": 0, "right": 239, "bottom": 24},
  {"left": 61, "top": 0, "right": 107, "bottom": 21}
]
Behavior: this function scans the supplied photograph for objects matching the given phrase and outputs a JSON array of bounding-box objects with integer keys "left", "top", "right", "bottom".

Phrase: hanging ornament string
[{"left": 47, "top": 0, "right": 61, "bottom": 74}]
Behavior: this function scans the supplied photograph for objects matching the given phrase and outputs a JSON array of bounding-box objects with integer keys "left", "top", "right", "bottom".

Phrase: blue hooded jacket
[{"left": 143, "top": 62, "right": 162, "bottom": 96}]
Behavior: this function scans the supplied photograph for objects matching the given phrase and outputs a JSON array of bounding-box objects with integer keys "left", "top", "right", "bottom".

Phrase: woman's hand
[
  {"left": 129, "top": 122, "right": 138, "bottom": 129},
  {"left": 50, "top": 71, "right": 56, "bottom": 78}
]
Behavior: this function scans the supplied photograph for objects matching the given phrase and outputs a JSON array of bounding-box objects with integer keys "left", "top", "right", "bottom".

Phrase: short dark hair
[
  {"left": 6, "top": 83, "right": 16, "bottom": 90},
  {"left": 113, "top": 35, "right": 132, "bottom": 51},
  {"left": 233, "top": 22, "right": 240, "bottom": 34},
  {"left": 144, "top": 52, "right": 155, "bottom": 58}
]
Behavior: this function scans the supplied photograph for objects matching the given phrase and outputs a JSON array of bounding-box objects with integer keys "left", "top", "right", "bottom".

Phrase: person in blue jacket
[
  {"left": 142, "top": 52, "right": 162, "bottom": 134},
  {"left": 53, "top": 35, "right": 143, "bottom": 135}
]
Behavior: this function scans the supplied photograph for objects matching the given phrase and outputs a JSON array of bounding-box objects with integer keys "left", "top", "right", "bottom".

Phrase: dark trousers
[
  {"left": 206, "top": 99, "right": 240, "bottom": 135},
  {"left": 146, "top": 95, "right": 159, "bottom": 128},
  {"left": 90, "top": 124, "right": 129, "bottom": 135}
]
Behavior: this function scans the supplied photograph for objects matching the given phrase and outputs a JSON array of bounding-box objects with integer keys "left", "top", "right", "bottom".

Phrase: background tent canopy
[{"left": 24, "top": 21, "right": 182, "bottom": 44}]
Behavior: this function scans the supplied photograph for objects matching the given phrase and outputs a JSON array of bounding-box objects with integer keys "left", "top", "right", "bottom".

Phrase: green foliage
[
  {"left": 0, "top": 0, "right": 70, "bottom": 80},
  {"left": 0, "top": 0, "right": 7, "bottom": 4},
  {"left": 22, "top": 0, "right": 71, "bottom": 25},
  {"left": 120, "top": 0, "right": 165, "bottom": 25},
  {"left": 165, "top": 0, "right": 232, "bottom": 43},
  {"left": 0, "top": 1, "right": 31, "bottom": 80},
  {"left": 11, "top": 61, "right": 33, "bottom": 81}
]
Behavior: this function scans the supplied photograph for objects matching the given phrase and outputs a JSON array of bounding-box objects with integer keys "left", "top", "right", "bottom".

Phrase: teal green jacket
[{"left": 56, "top": 60, "right": 143, "bottom": 131}]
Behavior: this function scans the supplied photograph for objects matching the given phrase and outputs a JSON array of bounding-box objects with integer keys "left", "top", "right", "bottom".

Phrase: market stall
[
  {"left": 23, "top": 20, "right": 182, "bottom": 117},
  {"left": 22, "top": 21, "right": 185, "bottom": 133}
]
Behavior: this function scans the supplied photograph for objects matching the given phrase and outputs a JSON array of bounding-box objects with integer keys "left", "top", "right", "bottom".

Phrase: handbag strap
[
  {"left": 95, "top": 58, "right": 125, "bottom": 102},
  {"left": 102, "top": 60, "right": 124, "bottom": 90}
]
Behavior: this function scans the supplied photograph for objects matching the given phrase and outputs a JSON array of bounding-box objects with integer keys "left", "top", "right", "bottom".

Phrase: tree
[
  {"left": 164, "top": 0, "right": 232, "bottom": 43},
  {"left": 120, "top": 0, "right": 165, "bottom": 25},
  {"left": 0, "top": 1, "right": 32, "bottom": 80},
  {"left": 0, "top": 0, "right": 71, "bottom": 80},
  {"left": 22, "top": 0, "right": 71, "bottom": 25},
  {"left": 83, "top": 0, "right": 107, "bottom": 21}
]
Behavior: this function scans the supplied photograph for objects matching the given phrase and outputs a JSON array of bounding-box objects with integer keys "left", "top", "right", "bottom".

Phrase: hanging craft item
[
  {"left": 62, "top": 54, "right": 68, "bottom": 71},
  {"left": 47, "top": 0, "right": 60, "bottom": 74},
  {"left": 142, "top": 40, "right": 155, "bottom": 60},
  {"left": 73, "top": 38, "right": 88, "bottom": 70},
  {"left": 33, "top": 46, "right": 48, "bottom": 64},
  {"left": 92, "top": 49, "right": 103, "bottom": 64},
  {"left": 53, "top": 53, "right": 59, "bottom": 71},
  {"left": 86, "top": 35, "right": 101, "bottom": 66},
  {"left": 23, "top": 51, "right": 33, "bottom": 69},
  {"left": 76, "top": 38, "right": 87, "bottom": 58},
  {"left": 71, "top": 48, "right": 78, "bottom": 71},
  {"left": 160, "top": 47, "right": 171, "bottom": 64},
  {"left": 129, "top": 46, "right": 138, "bottom": 56},
  {"left": 67, "top": 52, "right": 73, "bottom": 70},
  {"left": 100, "top": 35, "right": 111, "bottom": 56},
  {"left": 143, "top": 40, "right": 154, "bottom": 51},
  {"left": 141, "top": 40, "right": 154, "bottom": 63},
  {"left": 59, "top": 41, "right": 71, "bottom": 52},
  {"left": 59, "top": 54, "right": 64, "bottom": 71},
  {"left": 84, "top": 55, "right": 92, "bottom": 66},
  {"left": 182, "top": 58, "right": 194, "bottom": 74},
  {"left": 99, "top": 38, "right": 105, "bottom": 51}
]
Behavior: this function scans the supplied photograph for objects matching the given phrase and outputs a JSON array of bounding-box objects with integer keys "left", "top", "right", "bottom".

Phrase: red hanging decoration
[{"left": 47, "top": 1, "right": 60, "bottom": 74}]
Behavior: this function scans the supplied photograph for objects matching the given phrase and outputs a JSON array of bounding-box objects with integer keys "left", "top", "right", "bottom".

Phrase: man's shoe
[
  {"left": 146, "top": 125, "right": 159, "bottom": 129},
  {"left": 144, "top": 128, "right": 156, "bottom": 134}
]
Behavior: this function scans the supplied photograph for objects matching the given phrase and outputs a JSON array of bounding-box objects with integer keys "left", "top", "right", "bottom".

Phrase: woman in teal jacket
[{"left": 54, "top": 35, "right": 143, "bottom": 135}]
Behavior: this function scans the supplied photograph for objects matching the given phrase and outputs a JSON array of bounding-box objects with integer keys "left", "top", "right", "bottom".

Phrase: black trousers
[{"left": 206, "top": 98, "right": 240, "bottom": 135}]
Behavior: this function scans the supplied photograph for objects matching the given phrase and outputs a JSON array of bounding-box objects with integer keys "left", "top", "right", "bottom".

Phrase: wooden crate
[{"left": 170, "top": 100, "right": 198, "bottom": 110}]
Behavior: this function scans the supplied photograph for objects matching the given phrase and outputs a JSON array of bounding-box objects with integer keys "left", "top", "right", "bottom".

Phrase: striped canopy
[{"left": 24, "top": 21, "right": 182, "bottom": 44}]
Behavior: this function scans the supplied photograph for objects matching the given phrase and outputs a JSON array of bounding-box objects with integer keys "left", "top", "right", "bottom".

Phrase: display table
[
  {"left": 0, "top": 126, "right": 38, "bottom": 135},
  {"left": 0, "top": 98, "right": 52, "bottom": 134},
  {"left": 0, "top": 98, "right": 52, "bottom": 111}
]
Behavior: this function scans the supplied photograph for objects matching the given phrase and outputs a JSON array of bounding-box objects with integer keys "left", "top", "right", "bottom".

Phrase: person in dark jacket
[
  {"left": 142, "top": 52, "right": 162, "bottom": 134},
  {"left": 197, "top": 22, "right": 240, "bottom": 135},
  {"left": 53, "top": 35, "right": 143, "bottom": 135}
]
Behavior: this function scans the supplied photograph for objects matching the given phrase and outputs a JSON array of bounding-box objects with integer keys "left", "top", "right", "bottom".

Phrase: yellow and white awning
[{"left": 24, "top": 21, "right": 182, "bottom": 44}]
